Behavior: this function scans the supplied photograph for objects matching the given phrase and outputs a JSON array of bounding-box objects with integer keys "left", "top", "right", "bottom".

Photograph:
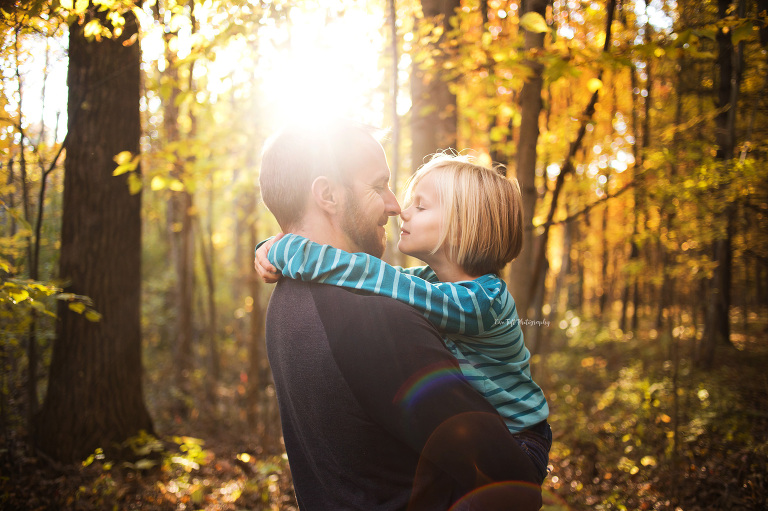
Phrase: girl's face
[{"left": 398, "top": 172, "right": 446, "bottom": 264}]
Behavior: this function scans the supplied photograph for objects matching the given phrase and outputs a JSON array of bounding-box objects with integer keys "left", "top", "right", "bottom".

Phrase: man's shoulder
[
  {"left": 274, "top": 278, "right": 428, "bottom": 319},
  {"left": 310, "top": 280, "right": 429, "bottom": 320}
]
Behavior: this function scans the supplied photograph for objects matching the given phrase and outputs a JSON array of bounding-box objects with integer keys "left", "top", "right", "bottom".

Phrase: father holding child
[{"left": 257, "top": 119, "right": 544, "bottom": 510}]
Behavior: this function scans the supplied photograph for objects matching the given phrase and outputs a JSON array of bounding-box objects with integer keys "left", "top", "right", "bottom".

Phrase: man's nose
[{"left": 384, "top": 188, "right": 401, "bottom": 217}]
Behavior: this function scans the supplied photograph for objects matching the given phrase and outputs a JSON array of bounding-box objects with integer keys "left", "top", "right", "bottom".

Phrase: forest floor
[{"left": 2, "top": 313, "right": 767, "bottom": 510}]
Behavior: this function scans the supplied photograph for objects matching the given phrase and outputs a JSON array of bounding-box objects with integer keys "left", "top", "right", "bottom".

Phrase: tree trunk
[
  {"left": 410, "top": 0, "right": 460, "bottom": 171},
  {"left": 34, "top": 7, "right": 153, "bottom": 463},
  {"left": 198, "top": 188, "right": 220, "bottom": 408},
  {"left": 163, "top": 8, "right": 196, "bottom": 412},
  {"left": 508, "top": 0, "right": 548, "bottom": 323},
  {"left": 247, "top": 216, "right": 271, "bottom": 446},
  {"left": 526, "top": 0, "right": 616, "bottom": 319},
  {"left": 701, "top": 0, "right": 743, "bottom": 366}
]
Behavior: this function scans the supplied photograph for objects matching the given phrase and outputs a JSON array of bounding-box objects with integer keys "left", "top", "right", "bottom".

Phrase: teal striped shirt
[{"left": 264, "top": 233, "right": 549, "bottom": 433}]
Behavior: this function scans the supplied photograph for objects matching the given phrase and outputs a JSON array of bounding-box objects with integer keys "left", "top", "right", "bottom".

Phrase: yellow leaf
[
  {"left": 127, "top": 173, "right": 142, "bottom": 195},
  {"left": 85, "top": 310, "right": 102, "bottom": 322},
  {"left": 150, "top": 176, "right": 166, "bottom": 191},
  {"left": 68, "top": 302, "right": 86, "bottom": 314},
  {"left": 8, "top": 289, "right": 29, "bottom": 303},
  {"left": 114, "top": 151, "right": 134, "bottom": 165},
  {"left": 61, "top": 0, "right": 74, "bottom": 9},
  {"left": 520, "top": 12, "right": 549, "bottom": 34},
  {"left": 75, "top": 0, "right": 89, "bottom": 12},
  {"left": 587, "top": 78, "right": 603, "bottom": 93},
  {"left": 84, "top": 19, "right": 102, "bottom": 39},
  {"left": 133, "top": 458, "right": 157, "bottom": 470}
]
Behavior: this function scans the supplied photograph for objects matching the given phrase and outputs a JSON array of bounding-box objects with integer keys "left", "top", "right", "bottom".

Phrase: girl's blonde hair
[{"left": 403, "top": 153, "right": 524, "bottom": 276}]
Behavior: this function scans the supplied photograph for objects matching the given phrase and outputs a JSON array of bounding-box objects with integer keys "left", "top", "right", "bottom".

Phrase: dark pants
[{"left": 512, "top": 420, "right": 552, "bottom": 484}]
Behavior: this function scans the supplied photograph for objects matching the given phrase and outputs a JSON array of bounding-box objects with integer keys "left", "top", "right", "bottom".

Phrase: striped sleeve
[{"left": 267, "top": 234, "right": 502, "bottom": 336}]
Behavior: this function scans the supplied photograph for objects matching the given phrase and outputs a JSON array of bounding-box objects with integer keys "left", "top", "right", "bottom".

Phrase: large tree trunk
[
  {"left": 508, "top": 0, "right": 548, "bottom": 324},
  {"left": 34, "top": 7, "right": 153, "bottom": 463},
  {"left": 410, "top": 0, "right": 460, "bottom": 171}
]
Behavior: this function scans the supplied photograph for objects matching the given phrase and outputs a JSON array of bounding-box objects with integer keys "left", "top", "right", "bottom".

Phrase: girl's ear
[{"left": 310, "top": 176, "right": 340, "bottom": 215}]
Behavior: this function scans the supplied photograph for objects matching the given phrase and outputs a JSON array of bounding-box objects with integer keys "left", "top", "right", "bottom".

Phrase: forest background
[{"left": 1, "top": 0, "right": 767, "bottom": 509}]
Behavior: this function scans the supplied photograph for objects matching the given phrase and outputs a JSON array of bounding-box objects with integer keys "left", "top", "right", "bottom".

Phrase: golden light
[{"left": 256, "top": 3, "right": 388, "bottom": 126}]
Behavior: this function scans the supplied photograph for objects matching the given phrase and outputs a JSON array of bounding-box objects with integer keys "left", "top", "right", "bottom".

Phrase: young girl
[{"left": 256, "top": 153, "right": 551, "bottom": 482}]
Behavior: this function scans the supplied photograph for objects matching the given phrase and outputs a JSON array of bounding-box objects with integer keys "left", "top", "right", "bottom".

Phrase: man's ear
[{"left": 310, "top": 176, "right": 342, "bottom": 215}]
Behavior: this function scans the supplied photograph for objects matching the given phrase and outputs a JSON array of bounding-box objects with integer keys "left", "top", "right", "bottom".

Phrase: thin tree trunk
[
  {"left": 389, "top": 0, "right": 400, "bottom": 191},
  {"left": 410, "top": 0, "right": 460, "bottom": 171},
  {"left": 656, "top": 60, "right": 685, "bottom": 330},
  {"left": 34, "top": 6, "right": 153, "bottom": 462},
  {"left": 247, "top": 217, "right": 270, "bottom": 445},
  {"left": 701, "top": 0, "right": 743, "bottom": 366},
  {"left": 198, "top": 190, "right": 220, "bottom": 409},
  {"left": 163, "top": 8, "right": 195, "bottom": 412},
  {"left": 527, "top": 0, "right": 616, "bottom": 311},
  {"left": 13, "top": 24, "right": 39, "bottom": 429},
  {"left": 600, "top": 200, "right": 609, "bottom": 316}
]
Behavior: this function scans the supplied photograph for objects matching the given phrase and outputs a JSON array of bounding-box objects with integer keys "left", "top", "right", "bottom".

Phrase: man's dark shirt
[{"left": 266, "top": 279, "right": 541, "bottom": 511}]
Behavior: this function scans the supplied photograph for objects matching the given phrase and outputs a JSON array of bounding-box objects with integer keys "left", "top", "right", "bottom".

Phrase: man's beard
[{"left": 340, "top": 189, "right": 387, "bottom": 257}]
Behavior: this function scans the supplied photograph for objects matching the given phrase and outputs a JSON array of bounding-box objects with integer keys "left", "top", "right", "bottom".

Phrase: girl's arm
[
  {"left": 394, "top": 265, "right": 438, "bottom": 282},
  {"left": 268, "top": 234, "right": 503, "bottom": 335}
]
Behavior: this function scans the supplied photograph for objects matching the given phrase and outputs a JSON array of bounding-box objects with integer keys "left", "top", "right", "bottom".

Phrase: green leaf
[
  {"left": 694, "top": 27, "right": 718, "bottom": 41},
  {"left": 520, "top": 12, "right": 549, "bottom": 34},
  {"left": 731, "top": 22, "right": 755, "bottom": 45}
]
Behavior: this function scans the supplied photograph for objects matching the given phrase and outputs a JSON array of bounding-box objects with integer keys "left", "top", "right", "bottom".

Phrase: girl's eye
[{"left": 415, "top": 204, "right": 425, "bottom": 211}]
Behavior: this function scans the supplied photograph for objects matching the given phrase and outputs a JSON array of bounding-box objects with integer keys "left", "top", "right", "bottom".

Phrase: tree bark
[
  {"left": 34, "top": 6, "right": 153, "bottom": 463},
  {"left": 508, "top": 0, "right": 548, "bottom": 324}
]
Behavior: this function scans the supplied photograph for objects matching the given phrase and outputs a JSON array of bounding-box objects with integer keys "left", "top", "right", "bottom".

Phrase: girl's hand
[{"left": 254, "top": 233, "right": 284, "bottom": 284}]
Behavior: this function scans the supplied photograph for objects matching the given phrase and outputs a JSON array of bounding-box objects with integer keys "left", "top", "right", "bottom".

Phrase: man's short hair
[
  {"left": 403, "top": 153, "right": 524, "bottom": 276},
  {"left": 259, "top": 119, "right": 382, "bottom": 231}
]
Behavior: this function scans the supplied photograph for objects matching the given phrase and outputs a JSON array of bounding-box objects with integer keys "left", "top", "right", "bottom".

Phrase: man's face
[{"left": 338, "top": 141, "right": 401, "bottom": 257}]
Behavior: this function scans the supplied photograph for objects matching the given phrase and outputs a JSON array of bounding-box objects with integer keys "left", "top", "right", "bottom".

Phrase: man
[{"left": 257, "top": 119, "right": 542, "bottom": 510}]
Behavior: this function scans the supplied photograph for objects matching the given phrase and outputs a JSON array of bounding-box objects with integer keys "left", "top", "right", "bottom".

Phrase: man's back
[{"left": 266, "top": 279, "right": 542, "bottom": 510}]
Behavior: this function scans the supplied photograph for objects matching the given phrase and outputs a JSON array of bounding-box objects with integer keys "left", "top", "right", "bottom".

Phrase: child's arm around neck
[{"left": 267, "top": 233, "right": 507, "bottom": 337}]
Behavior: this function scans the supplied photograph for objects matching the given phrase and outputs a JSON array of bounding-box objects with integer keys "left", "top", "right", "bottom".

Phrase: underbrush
[
  {"left": 0, "top": 429, "right": 296, "bottom": 510},
  {"left": 538, "top": 312, "right": 768, "bottom": 510}
]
